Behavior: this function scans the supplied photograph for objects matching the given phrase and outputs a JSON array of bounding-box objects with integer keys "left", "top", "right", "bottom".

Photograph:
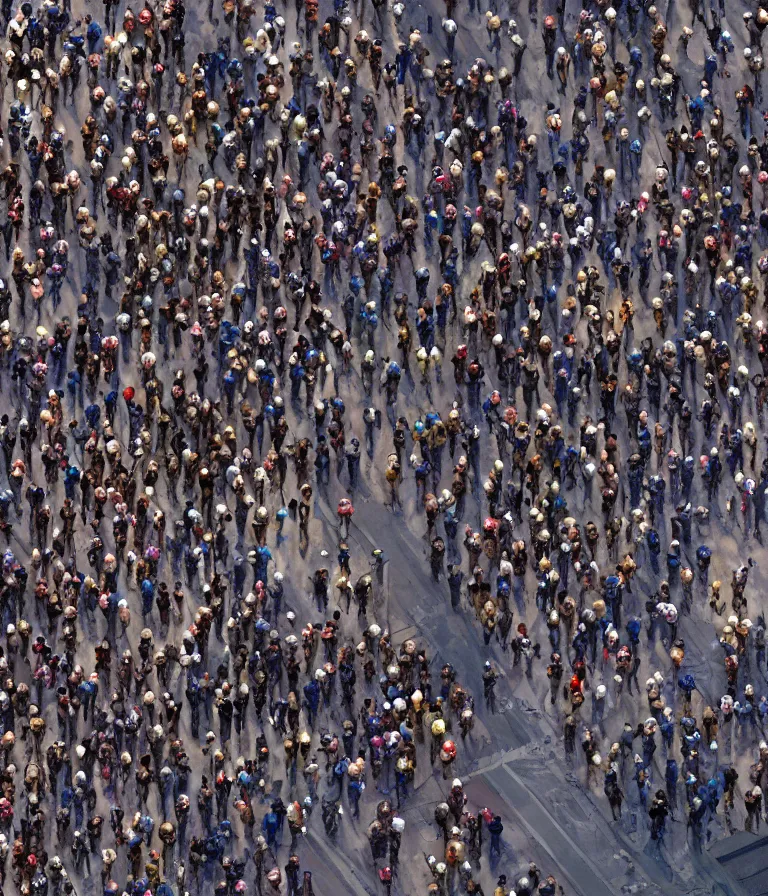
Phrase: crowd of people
[{"left": 0, "top": 0, "right": 767, "bottom": 891}]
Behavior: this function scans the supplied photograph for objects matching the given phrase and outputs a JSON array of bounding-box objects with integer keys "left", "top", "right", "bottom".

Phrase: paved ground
[{"left": 8, "top": 0, "right": 768, "bottom": 889}]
